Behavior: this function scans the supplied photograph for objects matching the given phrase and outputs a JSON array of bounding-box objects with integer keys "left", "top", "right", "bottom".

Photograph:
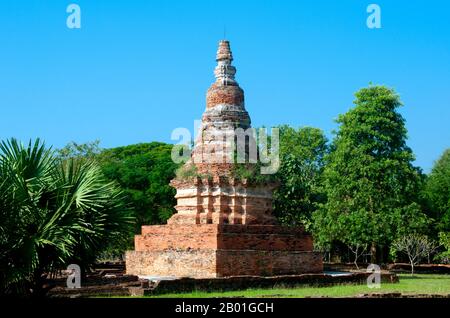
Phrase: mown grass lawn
[{"left": 146, "top": 274, "right": 450, "bottom": 298}]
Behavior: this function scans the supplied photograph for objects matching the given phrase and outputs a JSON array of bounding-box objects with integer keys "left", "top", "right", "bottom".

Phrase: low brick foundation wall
[
  {"left": 135, "top": 224, "right": 313, "bottom": 251},
  {"left": 126, "top": 224, "right": 323, "bottom": 278},
  {"left": 217, "top": 250, "right": 322, "bottom": 277},
  {"left": 126, "top": 249, "right": 322, "bottom": 278},
  {"left": 126, "top": 249, "right": 218, "bottom": 278}
]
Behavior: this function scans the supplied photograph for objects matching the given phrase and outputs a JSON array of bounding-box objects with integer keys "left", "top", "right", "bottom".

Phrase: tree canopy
[
  {"left": 313, "top": 85, "right": 429, "bottom": 261},
  {"left": 97, "top": 142, "right": 179, "bottom": 232}
]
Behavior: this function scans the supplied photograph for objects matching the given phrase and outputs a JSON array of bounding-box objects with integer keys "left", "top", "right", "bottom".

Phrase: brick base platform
[{"left": 125, "top": 224, "right": 323, "bottom": 278}]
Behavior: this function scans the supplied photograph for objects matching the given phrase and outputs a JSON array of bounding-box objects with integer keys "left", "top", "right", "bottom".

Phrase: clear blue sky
[{"left": 0, "top": 0, "right": 449, "bottom": 172}]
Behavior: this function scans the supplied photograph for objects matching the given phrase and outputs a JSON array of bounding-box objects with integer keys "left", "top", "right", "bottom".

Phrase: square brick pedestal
[{"left": 125, "top": 224, "right": 323, "bottom": 278}]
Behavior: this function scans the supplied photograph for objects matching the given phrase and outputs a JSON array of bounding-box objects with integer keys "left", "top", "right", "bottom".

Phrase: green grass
[{"left": 145, "top": 274, "right": 450, "bottom": 298}]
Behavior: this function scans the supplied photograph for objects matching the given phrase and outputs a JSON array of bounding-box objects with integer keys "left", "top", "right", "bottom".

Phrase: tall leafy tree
[
  {"left": 273, "top": 126, "right": 328, "bottom": 230},
  {"left": 313, "top": 85, "right": 428, "bottom": 262}
]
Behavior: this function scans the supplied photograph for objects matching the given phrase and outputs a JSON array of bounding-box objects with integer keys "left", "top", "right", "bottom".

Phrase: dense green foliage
[
  {"left": 313, "top": 85, "right": 429, "bottom": 262},
  {"left": 272, "top": 126, "right": 328, "bottom": 230},
  {"left": 97, "top": 142, "right": 179, "bottom": 231},
  {"left": 0, "top": 139, "right": 131, "bottom": 295},
  {"left": 422, "top": 149, "right": 450, "bottom": 232},
  {"left": 58, "top": 141, "right": 179, "bottom": 230},
  {"left": 437, "top": 232, "right": 450, "bottom": 263}
]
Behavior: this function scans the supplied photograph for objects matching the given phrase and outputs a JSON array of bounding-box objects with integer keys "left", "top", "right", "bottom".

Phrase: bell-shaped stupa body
[{"left": 168, "top": 40, "right": 277, "bottom": 225}]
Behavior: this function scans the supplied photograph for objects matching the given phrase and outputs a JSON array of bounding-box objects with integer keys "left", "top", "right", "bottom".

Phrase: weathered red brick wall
[
  {"left": 136, "top": 225, "right": 219, "bottom": 251},
  {"left": 126, "top": 249, "right": 218, "bottom": 278},
  {"left": 127, "top": 224, "right": 323, "bottom": 278},
  {"left": 126, "top": 249, "right": 322, "bottom": 278},
  {"left": 216, "top": 250, "right": 323, "bottom": 277},
  {"left": 217, "top": 233, "right": 313, "bottom": 251},
  {"left": 135, "top": 224, "right": 313, "bottom": 252},
  {"left": 206, "top": 84, "right": 244, "bottom": 109}
]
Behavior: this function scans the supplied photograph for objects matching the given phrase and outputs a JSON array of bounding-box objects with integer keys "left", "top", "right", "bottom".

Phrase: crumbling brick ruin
[{"left": 126, "top": 40, "right": 323, "bottom": 278}]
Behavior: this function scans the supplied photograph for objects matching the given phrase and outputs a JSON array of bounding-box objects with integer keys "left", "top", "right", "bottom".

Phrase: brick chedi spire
[
  {"left": 193, "top": 40, "right": 251, "bottom": 176},
  {"left": 213, "top": 40, "right": 237, "bottom": 86},
  {"left": 207, "top": 40, "right": 245, "bottom": 112},
  {"left": 126, "top": 40, "right": 323, "bottom": 278},
  {"left": 169, "top": 40, "right": 275, "bottom": 225}
]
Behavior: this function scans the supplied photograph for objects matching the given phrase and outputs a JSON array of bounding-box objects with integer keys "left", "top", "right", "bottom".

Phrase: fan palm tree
[{"left": 0, "top": 138, "right": 132, "bottom": 295}]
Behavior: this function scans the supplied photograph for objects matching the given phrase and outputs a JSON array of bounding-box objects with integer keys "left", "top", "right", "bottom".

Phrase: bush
[{"left": 0, "top": 138, "right": 132, "bottom": 295}]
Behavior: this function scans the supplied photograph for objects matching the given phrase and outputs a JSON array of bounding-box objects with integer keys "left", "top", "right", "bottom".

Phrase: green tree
[
  {"left": 392, "top": 234, "right": 437, "bottom": 274},
  {"left": 313, "top": 85, "right": 428, "bottom": 263},
  {"left": 273, "top": 126, "right": 328, "bottom": 230},
  {"left": 422, "top": 149, "right": 450, "bottom": 231},
  {"left": 0, "top": 139, "right": 131, "bottom": 295},
  {"left": 436, "top": 232, "right": 450, "bottom": 263},
  {"left": 58, "top": 140, "right": 102, "bottom": 160},
  {"left": 97, "top": 142, "right": 179, "bottom": 232}
]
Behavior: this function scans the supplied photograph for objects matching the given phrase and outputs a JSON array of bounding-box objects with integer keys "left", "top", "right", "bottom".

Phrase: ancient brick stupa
[{"left": 126, "top": 40, "right": 323, "bottom": 278}]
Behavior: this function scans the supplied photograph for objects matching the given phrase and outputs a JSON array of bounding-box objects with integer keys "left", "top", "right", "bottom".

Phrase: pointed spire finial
[{"left": 214, "top": 40, "right": 237, "bottom": 86}]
